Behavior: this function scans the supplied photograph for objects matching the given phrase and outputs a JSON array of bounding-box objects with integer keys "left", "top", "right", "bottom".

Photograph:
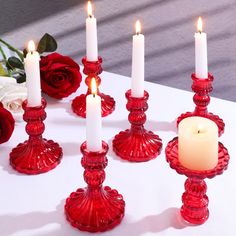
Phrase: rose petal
[{"left": 40, "top": 53, "right": 82, "bottom": 99}]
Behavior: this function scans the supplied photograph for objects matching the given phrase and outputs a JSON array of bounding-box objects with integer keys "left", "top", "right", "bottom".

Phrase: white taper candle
[
  {"left": 24, "top": 40, "right": 41, "bottom": 107},
  {"left": 131, "top": 20, "right": 144, "bottom": 97},
  {"left": 86, "top": 78, "right": 102, "bottom": 151},
  {"left": 86, "top": 1, "right": 98, "bottom": 62},
  {"left": 195, "top": 17, "right": 208, "bottom": 79}
]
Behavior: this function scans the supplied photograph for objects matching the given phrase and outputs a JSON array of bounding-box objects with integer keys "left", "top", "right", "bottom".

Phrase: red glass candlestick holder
[
  {"left": 65, "top": 141, "right": 125, "bottom": 233},
  {"left": 177, "top": 73, "right": 225, "bottom": 136},
  {"left": 112, "top": 89, "right": 162, "bottom": 162},
  {"left": 72, "top": 57, "right": 115, "bottom": 118},
  {"left": 165, "top": 137, "right": 229, "bottom": 224},
  {"left": 9, "top": 99, "right": 63, "bottom": 175}
]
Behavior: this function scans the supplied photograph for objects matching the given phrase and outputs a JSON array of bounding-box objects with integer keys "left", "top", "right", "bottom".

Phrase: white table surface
[{"left": 1, "top": 70, "right": 235, "bottom": 236}]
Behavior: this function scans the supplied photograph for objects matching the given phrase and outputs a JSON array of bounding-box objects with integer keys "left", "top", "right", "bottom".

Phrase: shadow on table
[
  {"left": 0, "top": 145, "right": 23, "bottom": 176},
  {"left": 45, "top": 96, "right": 177, "bottom": 134},
  {"left": 59, "top": 142, "right": 81, "bottom": 157},
  {"left": 0, "top": 202, "right": 188, "bottom": 236},
  {"left": 0, "top": 199, "right": 74, "bottom": 236},
  {"left": 43, "top": 95, "right": 79, "bottom": 119},
  {"left": 115, "top": 208, "right": 188, "bottom": 235},
  {"left": 103, "top": 119, "right": 177, "bottom": 132},
  {"left": 50, "top": 112, "right": 177, "bottom": 134},
  {"left": 146, "top": 120, "right": 177, "bottom": 133},
  {"left": 41, "top": 94, "right": 79, "bottom": 118}
]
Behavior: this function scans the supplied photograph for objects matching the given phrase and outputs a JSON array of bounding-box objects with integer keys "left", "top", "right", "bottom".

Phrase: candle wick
[
  {"left": 93, "top": 93, "right": 95, "bottom": 98},
  {"left": 198, "top": 130, "right": 200, "bottom": 134},
  {"left": 137, "top": 32, "right": 140, "bottom": 36},
  {"left": 30, "top": 51, "right": 33, "bottom": 55},
  {"left": 198, "top": 30, "right": 202, "bottom": 34},
  {"left": 89, "top": 14, "right": 92, "bottom": 18}
]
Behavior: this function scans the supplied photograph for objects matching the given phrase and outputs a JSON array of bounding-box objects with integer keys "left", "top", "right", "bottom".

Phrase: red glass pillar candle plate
[
  {"left": 165, "top": 137, "right": 229, "bottom": 224},
  {"left": 72, "top": 57, "right": 115, "bottom": 118},
  {"left": 177, "top": 73, "right": 225, "bottom": 136},
  {"left": 9, "top": 99, "right": 63, "bottom": 174},
  {"left": 65, "top": 141, "right": 125, "bottom": 233},
  {"left": 112, "top": 89, "right": 162, "bottom": 162}
]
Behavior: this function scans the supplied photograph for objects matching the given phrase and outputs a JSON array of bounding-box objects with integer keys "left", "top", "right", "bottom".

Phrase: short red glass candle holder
[
  {"left": 165, "top": 137, "right": 229, "bottom": 224},
  {"left": 9, "top": 99, "right": 63, "bottom": 175},
  {"left": 64, "top": 141, "right": 125, "bottom": 233},
  {"left": 72, "top": 57, "right": 115, "bottom": 118},
  {"left": 112, "top": 89, "right": 162, "bottom": 162},
  {"left": 177, "top": 73, "right": 225, "bottom": 136}
]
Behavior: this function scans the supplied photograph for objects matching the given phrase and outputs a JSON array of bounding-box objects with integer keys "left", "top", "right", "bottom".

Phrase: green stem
[
  {"left": 0, "top": 45, "right": 7, "bottom": 61},
  {"left": 0, "top": 45, "right": 11, "bottom": 76},
  {"left": 0, "top": 38, "right": 24, "bottom": 61}
]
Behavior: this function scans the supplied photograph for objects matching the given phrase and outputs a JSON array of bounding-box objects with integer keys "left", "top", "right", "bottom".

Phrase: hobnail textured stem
[
  {"left": 181, "top": 178, "right": 209, "bottom": 224},
  {"left": 9, "top": 99, "right": 63, "bottom": 174},
  {"left": 192, "top": 73, "right": 213, "bottom": 116},
  {"left": 112, "top": 89, "right": 162, "bottom": 162},
  {"left": 64, "top": 141, "right": 125, "bottom": 233},
  {"left": 165, "top": 137, "right": 230, "bottom": 225}
]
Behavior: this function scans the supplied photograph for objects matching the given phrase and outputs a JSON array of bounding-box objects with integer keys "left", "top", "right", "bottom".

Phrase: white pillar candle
[
  {"left": 131, "top": 20, "right": 144, "bottom": 97},
  {"left": 24, "top": 40, "right": 41, "bottom": 107},
  {"left": 86, "top": 78, "right": 102, "bottom": 151},
  {"left": 195, "top": 17, "right": 208, "bottom": 79},
  {"left": 178, "top": 117, "right": 218, "bottom": 171},
  {"left": 86, "top": 1, "right": 98, "bottom": 62}
]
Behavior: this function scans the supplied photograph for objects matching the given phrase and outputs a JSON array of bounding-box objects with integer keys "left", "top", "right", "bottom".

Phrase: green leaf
[
  {"left": 0, "top": 63, "right": 7, "bottom": 76},
  {"left": 7, "top": 56, "right": 24, "bottom": 70},
  {"left": 0, "top": 38, "right": 24, "bottom": 61},
  {"left": 37, "top": 33, "right": 57, "bottom": 54},
  {"left": 16, "top": 72, "right": 26, "bottom": 83}
]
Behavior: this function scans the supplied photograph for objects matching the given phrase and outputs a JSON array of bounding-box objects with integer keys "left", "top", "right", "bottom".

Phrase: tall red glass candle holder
[
  {"left": 112, "top": 89, "right": 162, "bottom": 162},
  {"left": 177, "top": 73, "right": 225, "bottom": 136},
  {"left": 72, "top": 57, "right": 115, "bottom": 118},
  {"left": 65, "top": 141, "right": 125, "bottom": 233},
  {"left": 165, "top": 137, "right": 229, "bottom": 224},
  {"left": 9, "top": 99, "right": 63, "bottom": 174}
]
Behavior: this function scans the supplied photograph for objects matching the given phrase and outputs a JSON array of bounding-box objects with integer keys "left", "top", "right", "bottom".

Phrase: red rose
[
  {"left": 0, "top": 102, "right": 15, "bottom": 144},
  {"left": 40, "top": 53, "right": 82, "bottom": 99}
]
